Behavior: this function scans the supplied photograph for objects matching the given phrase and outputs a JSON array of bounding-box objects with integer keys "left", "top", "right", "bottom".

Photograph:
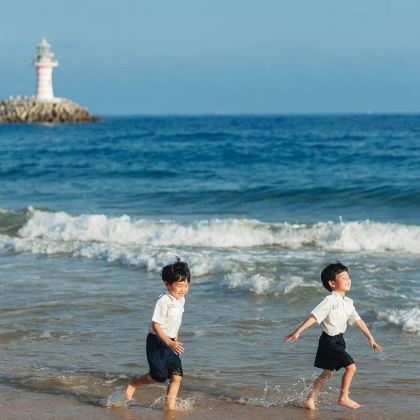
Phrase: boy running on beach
[
  {"left": 106, "top": 259, "right": 190, "bottom": 410},
  {"left": 284, "top": 262, "right": 382, "bottom": 410}
]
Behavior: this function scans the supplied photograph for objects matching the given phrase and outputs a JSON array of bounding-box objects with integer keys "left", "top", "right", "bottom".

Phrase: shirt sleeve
[
  {"left": 347, "top": 306, "right": 361, "bottom": 326},
  {"left": 311, "top": 297, "right": 332, "bottom": 324},
  {"left": 151, "top": 298, "right": 167, "bottom": 325}
]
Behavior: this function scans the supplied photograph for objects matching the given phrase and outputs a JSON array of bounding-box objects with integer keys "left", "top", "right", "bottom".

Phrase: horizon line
[{"left": 96, "top": 111, "right": 420, "bottom": 117}]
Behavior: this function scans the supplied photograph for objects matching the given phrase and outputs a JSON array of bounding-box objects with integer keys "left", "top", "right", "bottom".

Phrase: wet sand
[{"left": 1, "top": 384, "right": 418, "bottom": 420}]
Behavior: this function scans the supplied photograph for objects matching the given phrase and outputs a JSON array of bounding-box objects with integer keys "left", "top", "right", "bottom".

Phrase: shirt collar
[
  {"left": 165, "top": 291, "right": 183, "bottom": 302},
  {"left": 331, "top": 290, "right": 346, "bottom": 300}
]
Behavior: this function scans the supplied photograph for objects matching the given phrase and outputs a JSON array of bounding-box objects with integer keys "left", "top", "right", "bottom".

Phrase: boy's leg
[
  {"left": 125, "top": 373, "right": 156, "bottom": 400},
  {"left": 164, "top": 374, "right": 182, "bottom": 410},
  {"left": 304, "top": 369, "right": 334, "bottom": 410},
  {"left": 338, "top": 363, "right": 360, "bottom": 409}
]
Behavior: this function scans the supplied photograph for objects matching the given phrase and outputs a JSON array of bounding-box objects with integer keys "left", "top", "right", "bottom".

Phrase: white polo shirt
[
  {"left": 311, "top": 291, "right": 361, "bottom": 336},
  {"left": 149, "top": 292, "right": 185, "bottom": 339}
]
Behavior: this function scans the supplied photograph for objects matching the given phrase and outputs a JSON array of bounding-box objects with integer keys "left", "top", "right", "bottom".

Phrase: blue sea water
[
  {"left": 0, "top": 115, "right": 419, "bottom": 416},
  {"left": 2, "top": 115, "right": 420, "bottom": 223}
]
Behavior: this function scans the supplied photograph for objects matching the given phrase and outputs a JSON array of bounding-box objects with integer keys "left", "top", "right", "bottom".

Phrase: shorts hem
[
  {"left": 314, "top": 358, "right": 355, "bottom": 372},
  {"left": 149, "top": 371, "right": 168, "bottom": 383}
]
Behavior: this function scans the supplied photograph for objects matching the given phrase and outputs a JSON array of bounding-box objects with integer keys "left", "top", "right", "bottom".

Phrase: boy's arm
[
  {"left": 355, "top": 319, "right": 383, "bottom": 352},
  {"left": 284, "top": 315, "right": 317, "bottom": 342},
  {"left": 152, "top": 322, "right": 185, "bottom": 355}
]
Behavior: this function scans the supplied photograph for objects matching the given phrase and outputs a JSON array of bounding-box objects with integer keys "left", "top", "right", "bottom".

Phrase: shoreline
[{"left": 0, "top": 383, "right": 418, "bottom": 420}]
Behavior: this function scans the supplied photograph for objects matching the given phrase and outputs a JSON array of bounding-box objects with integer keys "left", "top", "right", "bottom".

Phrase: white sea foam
[
  {"left": 17, "top": 209, "right": 288, "bottom": 248},
  {"left": 223, "top": 273, "right": 316, "bottom": 296},
  {"left": 3, "top": 209, "right": 420, "bottom": 274},
  {"left": 223, "top": 273, "right": 274, "bottom": 295},
  {"left": 14, "top": 209, "right": 420, "bottom": 252},
  {"left": 377, "top": 307, "right": 420, "bottom": 333}
]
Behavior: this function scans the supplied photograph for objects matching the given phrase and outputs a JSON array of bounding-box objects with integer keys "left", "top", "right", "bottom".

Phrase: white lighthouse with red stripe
[{"left": 32, "top": 38, "right": 59, "bottom": 102}]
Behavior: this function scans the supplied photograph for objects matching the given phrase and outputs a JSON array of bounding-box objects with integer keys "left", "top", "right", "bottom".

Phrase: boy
[
  {"left": 106, "top": 259, "right": 190, "bottom": 410},
  {"left": 284, "top": 262, "right": 382, "bottom": 410}
]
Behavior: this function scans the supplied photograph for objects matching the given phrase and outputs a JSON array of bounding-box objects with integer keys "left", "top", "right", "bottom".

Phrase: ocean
[{"left": 0, "top": 115, "right": 419, "bottom": 418}]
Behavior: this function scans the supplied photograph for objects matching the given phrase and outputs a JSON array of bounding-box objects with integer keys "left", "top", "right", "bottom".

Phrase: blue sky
[{"left": 1, "top": 1, "right": 420, "bottom": 115}]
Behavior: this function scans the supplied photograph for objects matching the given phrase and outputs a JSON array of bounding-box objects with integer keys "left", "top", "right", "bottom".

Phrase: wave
[
  {"left": 0, "top": 208, "right": 29, "bottom": 236},
  {"left": 377, "top": 308, "right": 420, "bottom": 334},
  {"left": 2, "top": 208, "right": 420, "bottom": 252},
  {"left": 3, "top": 208, "right": 420, "bottom": 252},
  {"left": 222, "top": 273, "right": 318, "bottom": 296}
]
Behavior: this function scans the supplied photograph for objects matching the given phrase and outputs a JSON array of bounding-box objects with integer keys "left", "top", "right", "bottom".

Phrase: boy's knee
[
  {"left": 170, "top": 374, "right": 182, "bottom": 383},
  {"left": 321, "top": 370, "right": 334, "bottom": 380},
  {"left": 346, "top": 363, "right": 356, "bottom": 373}
]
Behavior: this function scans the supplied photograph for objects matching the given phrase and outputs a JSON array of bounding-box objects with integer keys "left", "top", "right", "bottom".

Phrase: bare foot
[
  {"left": 338, "top": 397, "right": 361, "bottom": 409},
  {"left": 303, "top": 397, "right": 316, "bottom": 410},
  {"left": 125, "top": 385, "right": 135, "bottom": 401}
]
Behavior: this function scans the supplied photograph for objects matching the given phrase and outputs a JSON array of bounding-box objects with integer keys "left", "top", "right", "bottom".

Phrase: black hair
[
  {"left": 161, "top": 257, "right": 191, "bottom": 285},
  {"left": 321, "top": 261, "right": 348, "bottom": 292}
]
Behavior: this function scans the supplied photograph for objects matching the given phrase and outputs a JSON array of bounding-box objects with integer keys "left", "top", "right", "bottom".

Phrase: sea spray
[
  {"left": 149, "top": 395, "right": 197, "bottom": 410},
  {"left": 237, "top": 377, "right": 337, "bottom": 408}
]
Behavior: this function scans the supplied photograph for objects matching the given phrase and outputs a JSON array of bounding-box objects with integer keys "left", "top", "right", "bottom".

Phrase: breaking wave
[
  {"left": 3, "top": 208, "right": 420, "bottom": 251},
  {"left": 222, "top": 273, "right": 318, "bottom": 296},
  {"left": 2, "top": 208, "right": 420, "bottom": 275},
  {"left": 377, "top": 307, "right": 420, "bottom": 334}
]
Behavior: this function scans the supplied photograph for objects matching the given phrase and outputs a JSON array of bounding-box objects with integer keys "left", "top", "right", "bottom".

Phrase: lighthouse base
[
  {"left": 35, "top": 96, "right": 63, "bottom": 104},
  {"left": 0, "top": 97, "right": 99, "bottom": 123}
]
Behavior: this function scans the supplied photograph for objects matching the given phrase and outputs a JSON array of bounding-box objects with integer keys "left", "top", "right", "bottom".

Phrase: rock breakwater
[{"left": 0, "top": 98, "right": 99, "bottom": 123}]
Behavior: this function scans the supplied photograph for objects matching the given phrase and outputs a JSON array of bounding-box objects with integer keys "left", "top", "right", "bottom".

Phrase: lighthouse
[
  {"left": 1, "top": 38, "right": 98, "bottom": 123},
  {"left": 32, "top": 38, "right": 59, "bottom": 102}
]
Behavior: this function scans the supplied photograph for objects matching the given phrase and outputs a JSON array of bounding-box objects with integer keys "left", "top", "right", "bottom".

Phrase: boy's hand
[
  {"left": 169, "top": 340, "right": 184, "bottom": 355},
  {"left": 283, "top": 316, "right": 316, "bottom": 343},
  {"left": 284, "top": 332, "right": 300, "bottom": 342},
  {"left": 369, "top": 339, "right": 383, "bottom": 352}
]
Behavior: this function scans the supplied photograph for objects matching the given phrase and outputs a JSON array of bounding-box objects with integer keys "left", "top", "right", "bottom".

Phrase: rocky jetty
[{"left": 0, "top": 97, "right": 99, "bottom": 123}]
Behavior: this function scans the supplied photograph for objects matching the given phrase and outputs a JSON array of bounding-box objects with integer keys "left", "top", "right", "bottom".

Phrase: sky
[{"left": 1, "top": 0, "right": 420, "bottom": 115}]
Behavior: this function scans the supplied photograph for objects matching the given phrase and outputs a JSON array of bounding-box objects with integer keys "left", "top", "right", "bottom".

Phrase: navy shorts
[
  {"left": 314, "top": 332, "right": 355, "bottom": 371},
  {"left": 146, "top": 333, "right": 183, "bottom": 383}
]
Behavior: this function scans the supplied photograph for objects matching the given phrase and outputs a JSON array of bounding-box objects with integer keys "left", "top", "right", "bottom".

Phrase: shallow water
[{"left": 0, "top": 116, "right": 419, "bottom": 416}]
